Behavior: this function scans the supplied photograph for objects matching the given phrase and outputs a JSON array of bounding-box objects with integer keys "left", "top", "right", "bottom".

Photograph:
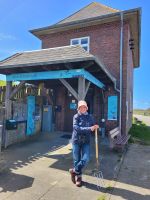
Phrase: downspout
[{"left": 119, "top": 12, "right": 124, "bottom": 134}]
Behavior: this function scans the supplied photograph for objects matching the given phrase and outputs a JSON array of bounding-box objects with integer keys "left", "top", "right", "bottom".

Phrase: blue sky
[{"left": 0, "top": 0, "right": 149, "bottom": 109}]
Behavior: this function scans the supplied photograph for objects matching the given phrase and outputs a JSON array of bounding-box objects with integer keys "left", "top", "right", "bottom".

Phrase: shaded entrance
[{"left": 0, "top": 45, "right": 117, "bottom": 147}]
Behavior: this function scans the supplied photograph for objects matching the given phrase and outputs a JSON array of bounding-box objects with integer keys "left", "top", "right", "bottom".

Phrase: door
[
  {"left": 27, "top": 96, "right": 35, "bottom": 135},
  {"left": 42, "top": 105, "right": 52, "bottom": 132}
]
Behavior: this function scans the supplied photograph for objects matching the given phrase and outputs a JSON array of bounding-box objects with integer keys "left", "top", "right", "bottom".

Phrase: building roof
[
  {"left": 0, "top": 45, "right": 116, "bottom": 86},
  {"left": 30, "top": 2, "right": 120, "bottom": 35},
  {"left": 57, "top": 2, "right": 120, "bottom": 25},
  {"left": 30, "top": 2, "right": 141, "bottom": 68},
  {"left": 0, "top": 45, "right": 93, "bottom": 68}
]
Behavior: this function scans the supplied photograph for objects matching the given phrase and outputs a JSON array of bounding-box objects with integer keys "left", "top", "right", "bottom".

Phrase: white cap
[{"left": 78, "top": 100, "right": 88, "bottom": 109}]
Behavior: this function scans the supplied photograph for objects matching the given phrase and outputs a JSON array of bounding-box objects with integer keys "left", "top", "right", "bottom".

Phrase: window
[{"left": 70, "top": 37, "right": 90, "bottom": 52}]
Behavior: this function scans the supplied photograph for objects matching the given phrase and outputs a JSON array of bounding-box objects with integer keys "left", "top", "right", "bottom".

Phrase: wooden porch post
[
  {"left": 78, "top": 77, "right": 85, "bottom": 100},
  {"left": 5, "top": 81, "right": 12, "bottom": 148}
]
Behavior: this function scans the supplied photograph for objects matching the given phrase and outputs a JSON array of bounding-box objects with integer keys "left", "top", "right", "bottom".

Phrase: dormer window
[{"left": 70, "top": 36, "right": 90, "bottom": 52}]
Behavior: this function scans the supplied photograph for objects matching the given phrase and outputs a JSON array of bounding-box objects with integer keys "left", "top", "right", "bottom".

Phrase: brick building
[{"left": 0, "top": 2, "right": 141, "bottom": 147}]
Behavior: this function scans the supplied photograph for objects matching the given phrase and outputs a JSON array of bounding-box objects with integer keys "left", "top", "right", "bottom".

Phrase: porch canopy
[{"left": 0, "top": 45, "right": 117, "bottom": 100}]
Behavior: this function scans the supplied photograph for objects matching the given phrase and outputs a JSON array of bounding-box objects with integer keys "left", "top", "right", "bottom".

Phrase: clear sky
[{"left": 0, "top": 0, "right": 149, "bottom": 109}]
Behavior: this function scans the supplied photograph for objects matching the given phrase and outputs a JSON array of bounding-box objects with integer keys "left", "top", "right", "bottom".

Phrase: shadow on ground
[
  {"left": 0, "top": 131, "right": 149, "bottom": 198},
  {"left": 0, "top": 170, "right": 34, "bottom": 192}
]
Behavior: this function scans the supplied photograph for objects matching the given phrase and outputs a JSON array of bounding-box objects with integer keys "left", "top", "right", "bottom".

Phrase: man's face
[{"left": 78, "top": 105, "right": 88, "bottom": 114}]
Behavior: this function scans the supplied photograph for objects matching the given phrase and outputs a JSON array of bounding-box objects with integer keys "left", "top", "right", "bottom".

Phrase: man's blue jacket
[{"left": 72, "top": 112, "right": 95, "bottom": 144}]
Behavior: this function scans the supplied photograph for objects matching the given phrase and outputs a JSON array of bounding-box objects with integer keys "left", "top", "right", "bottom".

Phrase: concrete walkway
[
  {"left": 0, "top": 132, "right": 150, "bottom": 200},
  {"left": 0, "top": 132, "right": 121, "bottom": 200},
  {"left": 109, "top": 144, "right": 150, "bottom": 200}
]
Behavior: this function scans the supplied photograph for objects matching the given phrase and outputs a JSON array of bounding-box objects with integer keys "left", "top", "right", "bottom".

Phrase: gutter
[
  {"left": 30, "top": 8, "right": 140, "bottom": 34},
  {"left": 119, "top": 12, "right": 124, "bottom": 133}
]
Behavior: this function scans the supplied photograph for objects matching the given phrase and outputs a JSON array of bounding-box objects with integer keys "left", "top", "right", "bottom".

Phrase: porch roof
[{"left": 0, "top": 45, "right": 116, "bottom": 87}]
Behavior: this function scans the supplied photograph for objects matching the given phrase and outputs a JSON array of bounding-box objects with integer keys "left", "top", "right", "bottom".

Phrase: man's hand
[
  {"left": 94, "top": 124, "right": 99, "bottom": 129},
  {"left": 90, "top": 124, "right": 99, "bottom": 131}
]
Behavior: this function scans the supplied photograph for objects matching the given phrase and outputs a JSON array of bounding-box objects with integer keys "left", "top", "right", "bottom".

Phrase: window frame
[{"left": 70, "top": 36, "right": 90, "bottom": 52}]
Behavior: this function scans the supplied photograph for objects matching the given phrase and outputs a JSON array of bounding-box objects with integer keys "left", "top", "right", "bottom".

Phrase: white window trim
[{"left": 70, "top": 36, "right": 90, "bottom": 52}]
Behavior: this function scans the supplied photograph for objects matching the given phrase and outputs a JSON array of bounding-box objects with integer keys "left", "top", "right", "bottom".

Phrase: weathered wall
[{"left": 6, "top": 97, "right": 42, "bottom": 147}]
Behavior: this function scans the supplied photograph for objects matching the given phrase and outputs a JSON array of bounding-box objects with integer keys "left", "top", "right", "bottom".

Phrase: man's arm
[{"left": 73, "top": 115, "right": 91, "bottom": 133}]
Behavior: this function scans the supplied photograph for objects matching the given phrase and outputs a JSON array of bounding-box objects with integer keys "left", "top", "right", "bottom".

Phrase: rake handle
[{"left": 95, "top": 128, "right": 99, "bottom": 167}]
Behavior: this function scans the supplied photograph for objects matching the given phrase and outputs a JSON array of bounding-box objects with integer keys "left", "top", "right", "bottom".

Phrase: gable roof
[
  {"left": 0, "top": 45, "right": 116, "bottom": 86},
  {"left": 0, "top": 46, "right": 93, "bottom": 69},
  {"left": 57, "top": 2, "right": 120, "bottom": 25},
  {"left": 29, "top": 3, "right": 141, "bottom": 68}
]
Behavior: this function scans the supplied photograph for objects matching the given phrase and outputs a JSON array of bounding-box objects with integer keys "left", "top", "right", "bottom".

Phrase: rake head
[{"left": 93, "top": 169, "right": 105, "bottom": 190}]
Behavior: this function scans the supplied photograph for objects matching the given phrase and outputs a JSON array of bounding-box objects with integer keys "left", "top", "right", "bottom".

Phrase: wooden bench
[{"left": 108, "top": 127, "right": 131, "bottom": 150}]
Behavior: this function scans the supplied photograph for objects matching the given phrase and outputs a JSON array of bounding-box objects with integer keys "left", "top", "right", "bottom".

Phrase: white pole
[{"left": 119, "top": 12, "right": 124, "bottom": 134}]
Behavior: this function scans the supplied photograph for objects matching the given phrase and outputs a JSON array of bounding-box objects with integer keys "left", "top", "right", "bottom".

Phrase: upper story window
[{"left": 70, "top": 37, "right": 90, "bottom": 52}]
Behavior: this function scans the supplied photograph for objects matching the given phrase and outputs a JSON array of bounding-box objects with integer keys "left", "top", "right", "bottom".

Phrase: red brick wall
[{"left": 40, "top": 20, "right": 133, "bottom": 134}]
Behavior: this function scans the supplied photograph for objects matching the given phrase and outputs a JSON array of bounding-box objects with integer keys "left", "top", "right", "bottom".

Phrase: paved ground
[
  {"left": 133, "top": 114, "right": 150, "bottom": 126},
  {"left": 0, "top": 132, "right": 150, "bottom": 200},
  {"left": 110, "top": 144, "right": 150, "bottom": 200},
  {"left": 0, "top": 132, "right": 121, "bottom": 200}
]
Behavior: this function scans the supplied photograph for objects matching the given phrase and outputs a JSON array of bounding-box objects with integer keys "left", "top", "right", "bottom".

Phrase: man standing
[{"left": 69, "top": 100, "right": 99, "bottom": 187}]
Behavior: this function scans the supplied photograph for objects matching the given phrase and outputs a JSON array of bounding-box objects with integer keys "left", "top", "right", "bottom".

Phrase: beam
[
  {"left": 59, "top": 79, "right": 78, "bottom": 100},
  {"left": 84, "top": 70, "right": 105, "bottom": 89},
  {"left": 6, "top": 68, "right": 105, "bottom": 89},
  {"left": 5, "top": 81, "right": 12, "bottom": 148},
  {"left": 78, "top": 77, "right": 85, "bottom": 100},
  {"left": 83, "top": 81, "right": 91, "bottom": 100}
]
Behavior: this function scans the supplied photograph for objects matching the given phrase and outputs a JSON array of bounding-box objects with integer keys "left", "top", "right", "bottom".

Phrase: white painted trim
[{"left": 126, "top": 101, "right": 129, "bottom": 121}]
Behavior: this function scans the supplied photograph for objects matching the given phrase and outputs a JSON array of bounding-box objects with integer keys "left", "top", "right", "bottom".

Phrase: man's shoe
[
  {"left": 76, "top": 176, "right": 82, "bottom": 187},
  {"left": 69, "top": 168, "right": 76, "bottom": 184}
]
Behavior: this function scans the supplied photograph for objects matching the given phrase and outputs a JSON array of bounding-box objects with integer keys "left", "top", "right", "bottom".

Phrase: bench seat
[{"left": 109, "top": 127, "right": 131, "bottom": 150}]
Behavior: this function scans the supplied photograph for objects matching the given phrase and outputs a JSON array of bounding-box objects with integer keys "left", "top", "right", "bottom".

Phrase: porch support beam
[
  {"left": 59, "top": 79, "right": 78, "bottom": 100},
  {"left": 5, "top": 81, "right": 12, "bottom": 148},
  {"left": 78, "top": 77, "right": 85, "bottom": 100},
  {"left": 83, "top": 81, "right": 91, "bottom": 100},
  {"left": 6, "top": 68, "right": 105, "bottom": 89}
]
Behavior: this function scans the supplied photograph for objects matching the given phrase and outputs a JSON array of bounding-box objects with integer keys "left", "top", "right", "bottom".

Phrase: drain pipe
[{"left": 119, "top": 12, "right": 124, "bottom": 133}]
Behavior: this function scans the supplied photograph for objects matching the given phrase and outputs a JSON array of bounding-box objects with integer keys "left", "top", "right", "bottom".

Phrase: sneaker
[
  {"left": 76, "top": 176, "right": 82, "bottom": 187},
  {"left": 69, "top": 168, "right": 76, "bottom": 184}
]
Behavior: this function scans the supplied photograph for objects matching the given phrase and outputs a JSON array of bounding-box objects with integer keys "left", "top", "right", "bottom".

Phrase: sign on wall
[
  {"left": 70, "top": 103, "right": 77, "bottom": 110},
  {"left": 108, "top": 96, "right": 118, "bottom": 120}
]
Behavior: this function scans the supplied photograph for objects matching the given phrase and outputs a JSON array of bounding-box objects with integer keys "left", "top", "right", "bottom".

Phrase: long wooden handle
[{"left": 95, "top": 128, "right": 99, "bottom": 167}]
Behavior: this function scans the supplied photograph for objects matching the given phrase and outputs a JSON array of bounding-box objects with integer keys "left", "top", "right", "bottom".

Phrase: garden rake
[{"left": 93, "top": 128, "right": 105, "bottom": 190}]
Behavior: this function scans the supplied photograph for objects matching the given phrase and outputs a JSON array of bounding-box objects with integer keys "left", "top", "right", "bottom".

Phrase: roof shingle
[
  {"left": 0, "top": 45, "right": 94, "bottom": 68},
  {"left": 57, "top": 2, "right": 120, "bottom": 25}
]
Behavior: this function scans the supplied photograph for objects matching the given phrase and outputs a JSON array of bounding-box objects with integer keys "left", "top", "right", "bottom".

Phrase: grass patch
[
  {"left": 97, "top": 195, "right": 106, "bottom": 200},
  {"left": 129, "top": 118, "right": 150, "bottom": 145}
]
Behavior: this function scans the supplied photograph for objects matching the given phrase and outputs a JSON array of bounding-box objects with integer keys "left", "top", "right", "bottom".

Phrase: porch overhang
[
  {"left": 6, "top": 68, "right": 105, "bottom": 89},
  {"left": 0, "top": 45, "right": 117, "bottom": 90}
]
